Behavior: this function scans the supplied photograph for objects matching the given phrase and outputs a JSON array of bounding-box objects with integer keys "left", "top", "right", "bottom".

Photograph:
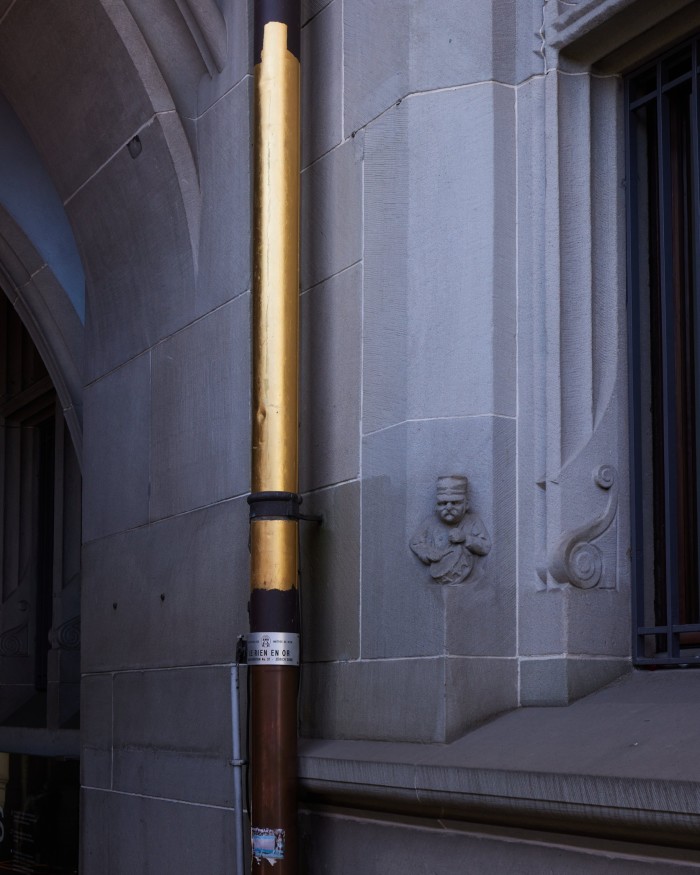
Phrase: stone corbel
[{"left": 548, "top": 465, "right": 618, "bottom": 589}]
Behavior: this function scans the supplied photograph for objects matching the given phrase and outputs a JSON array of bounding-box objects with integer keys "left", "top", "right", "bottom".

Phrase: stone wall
[{"left": 2, "top": 0, "right": 695, "bottom": 871}]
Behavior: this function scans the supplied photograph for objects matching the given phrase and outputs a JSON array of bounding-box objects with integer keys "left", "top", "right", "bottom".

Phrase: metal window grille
[{"left": 627, "top": 35, "right": 700, "bottom": 664}]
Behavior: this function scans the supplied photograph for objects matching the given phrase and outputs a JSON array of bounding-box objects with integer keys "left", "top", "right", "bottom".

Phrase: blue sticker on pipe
[{"left": 252, "top": 827, "right": 285, "bottom": 865}]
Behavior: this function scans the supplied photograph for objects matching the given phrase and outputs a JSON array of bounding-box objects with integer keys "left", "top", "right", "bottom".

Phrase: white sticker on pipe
[{"left": 247, "top": 632, "right": 299, "bottom": 666}]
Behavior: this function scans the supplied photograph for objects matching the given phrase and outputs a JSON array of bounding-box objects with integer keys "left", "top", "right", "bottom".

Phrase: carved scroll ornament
[
  {"left": 0, "top": 622, "right": 28, "bottom": 657},
  {"left": 51, "top": 615, "right": 81, "bottom": 651},
  {"left": 548, "top": 465, "right": 618, "bottom": 589}
]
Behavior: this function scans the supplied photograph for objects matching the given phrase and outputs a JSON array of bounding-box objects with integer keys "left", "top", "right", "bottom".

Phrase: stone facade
[{"left": 0, "top": 0, "right": 699, "bottom": 871}]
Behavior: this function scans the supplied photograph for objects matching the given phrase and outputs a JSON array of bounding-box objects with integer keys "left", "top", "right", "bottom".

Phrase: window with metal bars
[{"left": 627, "top": 36, "right": 700, "bottom": 664}]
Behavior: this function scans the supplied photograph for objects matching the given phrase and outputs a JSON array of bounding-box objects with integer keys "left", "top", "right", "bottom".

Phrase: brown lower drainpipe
[{"left": 248, "top": 1, "right": 301, "bottom": 872}]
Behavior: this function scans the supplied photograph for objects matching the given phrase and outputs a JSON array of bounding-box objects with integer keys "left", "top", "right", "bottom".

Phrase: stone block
[
  {"left": 301, "top": 136, "right": 363, "bottom": 291},
  {"left": 520, "top": 657, "right": 631, "bottom": 707},
  {"left": 363, "top": 85, "right": 516, "bottom": 434},
  {"left": 0, "top": 0, "right": 158, "bottom": 200},
  {"left": 300, "top": 263, "right": 361, "bottom": 492},
  {"left": 71, "top": 115, "right": 196, "bottom": 381},
  {"left": 514, "top": 74, "right": 549, "bottom": 655},
  {"left": 197, "top": 0, "right": 251, "bottom": 116},
  {"left": 299, "top": 809, "right": 700, "bottom": 875},
  {"left": 406, "top": 0, "right": 517, "bottom": 96},
  {"left": 518, "top": 586, "right": 568, "bottom": 656},
  {"left": 302, "top": 0, "right": 332, "bottom": 24},
  {"left": 300, "top": 658, "right": 448, "bottom": 742},
  {"left": 567, "top": 585, "right": 631, "bottom": 658},
  {"left": 195, "top": 77, "right": 251, "bottom": 316},
  {"left": 343, "top": 0, "right": 408, "bottom": 135},
  {"left": 344, "top": 0, "right": 522, "bottom": 134},
  {"left": 362, "top": 102, "right": 408, "bottom": 433},
  {"left": 445, "top": 418, "right": 516, "bottom": 657},
  {"left": 444, "top": 657, "right": 518, "bottom": 741},
  {"left": 302, "top": 0, "right": 343, "bottom": 167},
  {"left": 120, "top": 0, "right": 202, "bottom": 123},
  {"left": 361, "top": 423, "right": 444, "bottom": 659},
  {"left": 300, "top": 480, "right": 361, "bottom": 662},
  {"left": 81, "top": 789, "right": 236, "bottom": 875},
  {"left": 82, "top": 497, "right": 249, "bottom": 672},
  {"left": 362, "top": 417, "right": 515, "bottom": 659},
  {"left": 112, "top": 666, "right": 234, "bottom": 805},
  {"left": 519, "top": 657, "right": 568, "bottom": 707},
  {"left": 81, "top": 674, "right": 112, "bottom": 790},
  {"left": 83, "top": 353, "right": 150, "bottom": 543},
  {"left": 150, "top": 295, "right": 250, "bottom": 520},
  {"left": 515, "top": 0, "right": 548, "bottom": 84},
  {"left": 566, "top": 657, "right": 631, "bottom": 702}
]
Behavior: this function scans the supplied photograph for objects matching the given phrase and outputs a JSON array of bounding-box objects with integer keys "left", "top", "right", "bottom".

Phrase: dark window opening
[
  {"left": 0, "top": 295, "right": 81, "bottom": 725},
  {"left": 0, "top": 752, "right": 79, "bottom": 874},
  {"left": 627, "top": 37, "right": 700, "bottom": 664}
]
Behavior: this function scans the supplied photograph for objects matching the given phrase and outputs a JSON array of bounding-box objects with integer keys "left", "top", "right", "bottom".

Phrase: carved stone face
[{"left": 436, "top": 492, "right": 467, "bottom": 525}]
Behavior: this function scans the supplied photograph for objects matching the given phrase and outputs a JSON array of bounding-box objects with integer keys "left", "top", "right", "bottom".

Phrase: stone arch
[
  {"left": 0, "top": 208, "right": 84, "bottom": 463},
  {"left": 0, "top": 0, "right": 212, "bottom": 386}
]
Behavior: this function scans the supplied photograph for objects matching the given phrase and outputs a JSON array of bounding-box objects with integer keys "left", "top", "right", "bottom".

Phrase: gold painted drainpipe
[{"left": 247, "top": 0, "right": 301, "bottom": 871}]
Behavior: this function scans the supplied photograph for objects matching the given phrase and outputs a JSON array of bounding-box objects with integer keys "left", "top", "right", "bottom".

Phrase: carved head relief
[
  {"left": 410, "top": 475, "right": 492, "bottom": 585},
  {"left": 435, "top": 474, "right": 469, "bottom": 525}
]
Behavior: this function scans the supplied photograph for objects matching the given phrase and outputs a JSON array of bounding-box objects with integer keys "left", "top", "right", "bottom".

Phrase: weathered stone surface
[
  {"left": 300, "top": 658, "right": 448, "bottom": 742},
  {"left": 71, "top": 115, "right": 196, "bottom": 381},
  {"left": 0, "top": 0, "right": 160, "bottom": 200},
  {"left": 362, "top": 417, "right": 515, "bottom": 660},
  {"left": 300, "top": 263, "right": 361, "bottom": 492},
  {"left": 150, "top": 295, "right": 250, "bottom": 520},
  {"left": 361, "top": 422, "right": 443, "bottom": 659},
  {"left": 344, "top": 0, "right": 526, "bottom": 134},
  {"left": 300, "top": 654, "right": 515, "bottom": 743},
  {"left": 112, "top": 666, "right": 234, "bottom": 805},
  {"left": 300, "top": 809, "right": 700, "bottom": 874},
  {"left": 302, "top": 0, "right": 332, "bottom": 25},
  {"left": 445, "top": 419, "right": 517, "bottom": 658},
  {"left": 82, "top": 497, "right": 249, "bottom": 673},
  {"left": 363, "top": 85, "right": 516, "bottom": 435},
  {"left": 81, "top": 674, "right": 112, "bottom": 790},
  {"left": 197, "top": 0, "right": 251, "bottom": 115},
  {"left": 195, "top": 76, "right": 251, "bottom": 316},
  {"left": 81, "top": 789, "right": 236, "bottom": 874},
  {"left": 83, "top": 353, "right": 150, "bottom": 543},
  {"left": 300, "top": 480, "right": 361, "bottom": 662},
  {"left": 520, "top": 656, "right": 630, "bottom": 706},
  {"left": 301, "top": 136, "right": 363, "bottom": 291},
  {"left": 445, "top": 657, "right": 518, "bottom": 740},
  {"left": 302, "top": 0, "right": 343, "bottom": 167}
]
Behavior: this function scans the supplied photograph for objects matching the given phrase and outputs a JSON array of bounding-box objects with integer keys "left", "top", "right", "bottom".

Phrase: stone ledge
[
  {"left": 549, "top": 0, "right": 693, "bottom": 49},
  {"left": 299, "top": 670, "right": 700, "bottom": 848},
  {"left": 548, "top": 0, "right": 699, "bottom": 70},
  {"left": 0, "top": 727, "right": 79, "bottom": 758}
]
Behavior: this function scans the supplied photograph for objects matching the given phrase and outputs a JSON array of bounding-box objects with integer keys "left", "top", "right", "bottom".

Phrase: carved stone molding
[
  {"left": 0, "top": 622, "right": 28, "bottom": 657},
  {"left": 548, "top": 465, "right": 618, "bottom": 589},
  {"left": 50, "top": 615, "right": 81, "bottom": 652},
  {"left": 548, "top": 0, "right": 698, "bottom": 67}
]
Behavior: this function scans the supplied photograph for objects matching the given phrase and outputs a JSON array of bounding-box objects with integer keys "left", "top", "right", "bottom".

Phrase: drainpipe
[{"left": 248, "top": 1, "right": 301, "bottom": 871}]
